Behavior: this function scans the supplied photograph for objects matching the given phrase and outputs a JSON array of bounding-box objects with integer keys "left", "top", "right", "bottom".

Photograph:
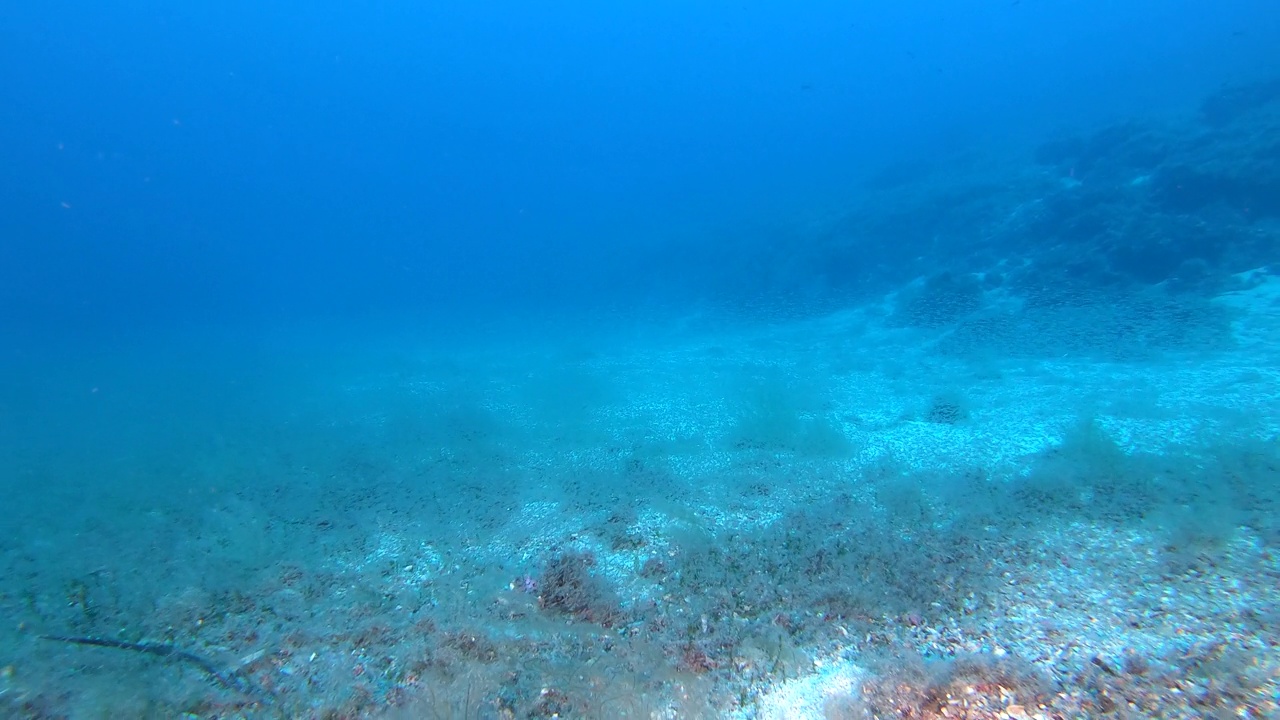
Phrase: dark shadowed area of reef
[{"left": 691, "top": 76, "right": 1280, "bottom": 356}]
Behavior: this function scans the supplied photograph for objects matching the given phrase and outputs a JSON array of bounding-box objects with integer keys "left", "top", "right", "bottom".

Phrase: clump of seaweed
[
  {"left": 536, "top": 552, "right": 625, "bottom": 627},
  {"left": 841, "top": 652, "right": 1050, "bottom": 719}
]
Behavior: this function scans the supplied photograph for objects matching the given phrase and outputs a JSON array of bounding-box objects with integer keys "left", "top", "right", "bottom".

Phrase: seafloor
[{"left": 3, "top": 282, "right": 1278, "bottom": 718}]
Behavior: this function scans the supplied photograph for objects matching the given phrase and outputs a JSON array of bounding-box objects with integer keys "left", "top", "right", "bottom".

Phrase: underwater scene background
[{"left": 2, "top": 1, "right": 1279, "bottom": 717}]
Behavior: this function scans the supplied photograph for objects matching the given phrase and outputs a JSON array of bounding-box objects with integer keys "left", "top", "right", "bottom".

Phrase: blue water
[
  {"left": 3, "top": 1, "right": 1280, "bottom": 716},
  {"left": 3, "top": 0, "right": 1274, "bottom": 338}
]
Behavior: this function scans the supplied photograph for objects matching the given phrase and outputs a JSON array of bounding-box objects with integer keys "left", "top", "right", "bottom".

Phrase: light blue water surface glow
[{"left": 2, "top": 0, "right": 1279, "bottom": 716}]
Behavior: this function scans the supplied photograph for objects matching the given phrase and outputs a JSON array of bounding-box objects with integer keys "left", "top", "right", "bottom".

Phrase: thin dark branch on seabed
[{"left": 39, "top": 634, "right": 273, "bottom": 704}]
